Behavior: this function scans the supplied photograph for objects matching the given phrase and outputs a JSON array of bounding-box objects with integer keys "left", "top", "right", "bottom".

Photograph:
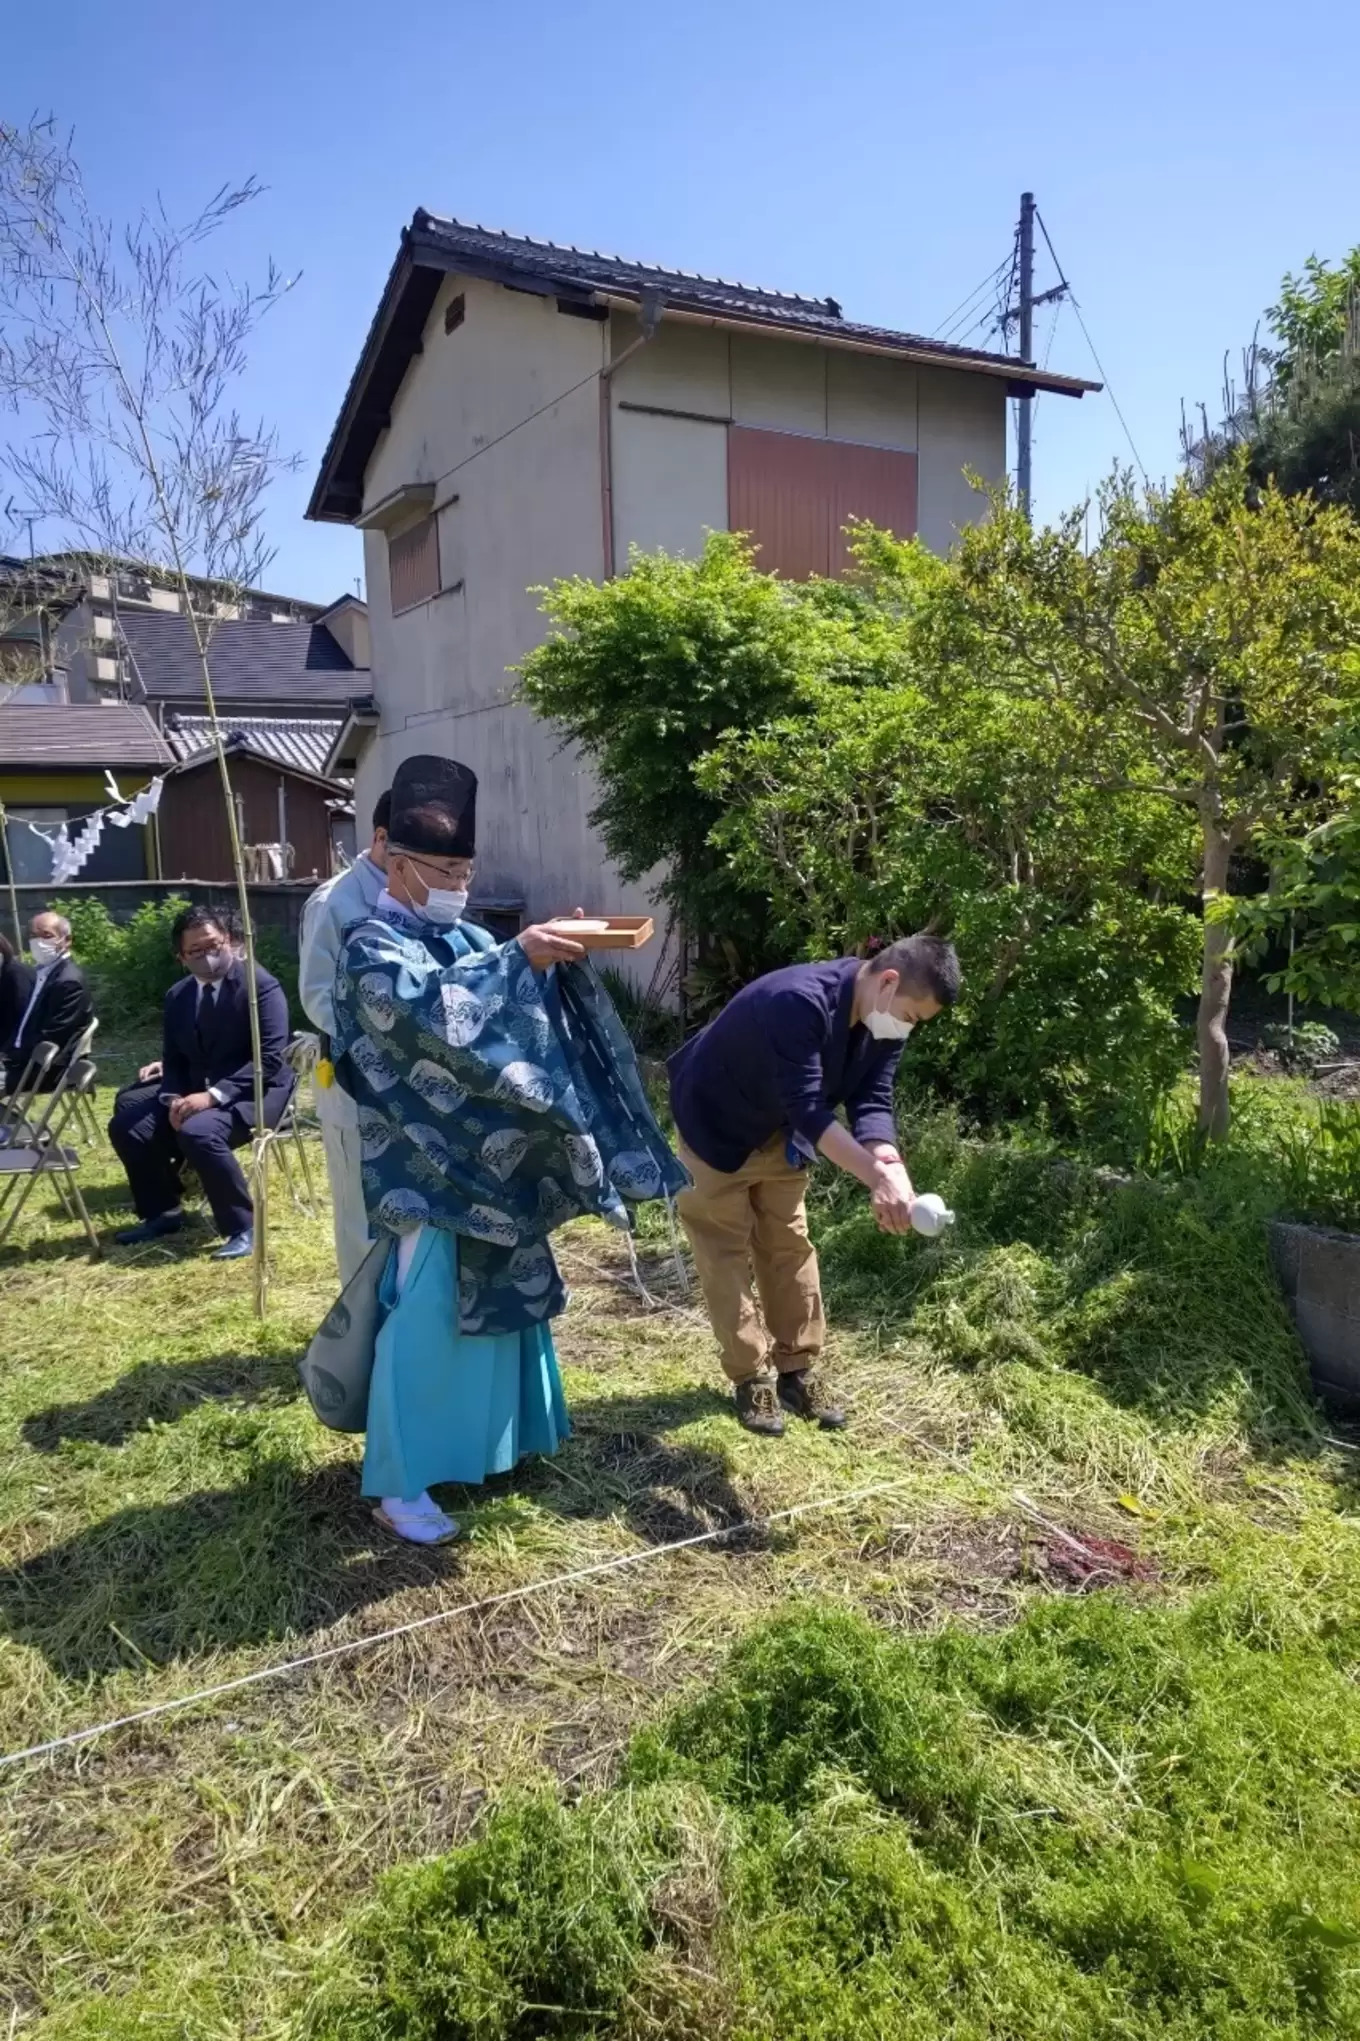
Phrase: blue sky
[{"left": 8, "top": 0, "right": 1357, "bottom": 602}]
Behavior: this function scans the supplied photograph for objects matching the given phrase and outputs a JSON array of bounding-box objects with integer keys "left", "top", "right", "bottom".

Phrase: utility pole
[
  {"left": 999, "top": 192, "right": 1069, "bottom": 521},
  {"left": 1016, "top": 191, "right": 1035, "bottom": 521}
]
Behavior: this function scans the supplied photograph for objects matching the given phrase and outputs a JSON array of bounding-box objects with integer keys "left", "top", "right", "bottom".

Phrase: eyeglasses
[{"left": 401, "top": 853, "right": 475, "bottom": 886}]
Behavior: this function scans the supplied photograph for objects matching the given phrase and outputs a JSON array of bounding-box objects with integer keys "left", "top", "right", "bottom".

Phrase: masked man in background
[{"left": 298, "top": 790, "right": 390, "bottom": 1283}]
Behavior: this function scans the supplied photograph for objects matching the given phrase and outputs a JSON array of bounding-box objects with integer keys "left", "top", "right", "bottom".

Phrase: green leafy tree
[
  {"left": 1269, "top": 252, "right": 1360, "bottom": 389},
  {"left": 518, "top": 532, "right": 915, "bottom": 992},
  {"left": 1188, "top": 249, "right": 1360, "bottom": 514},
  {"left": 703, "top": 585, "right": 1200, "bottom": 1148},
  {"left": 948, "top": 456, "right": 1360, "bottom": 1138},
  {"left": 1231, "top": 734, "right": 1360, "bottom": 1013}
]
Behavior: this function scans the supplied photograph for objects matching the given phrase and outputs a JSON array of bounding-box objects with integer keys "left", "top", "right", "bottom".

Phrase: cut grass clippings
[
  {"left": 1, "top": 1055, "right": 1358, "bottom": 2036},
  {"left": 300, "top": 1592, "right": 1360, "bottom": 2039}
]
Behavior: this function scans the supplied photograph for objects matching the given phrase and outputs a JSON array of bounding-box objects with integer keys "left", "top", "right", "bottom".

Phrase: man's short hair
[
  {"left": 867, "top": 933, "right": 961, "bottom": 1007},
  {"left": 32, "top": 910, "right": 71, "bottom": 941},
  {"left": 170, "top": 902, "right": 242, "bottom": 953},
  {"left": 372, "top": 789, "right": 392, "bottom": 834}
]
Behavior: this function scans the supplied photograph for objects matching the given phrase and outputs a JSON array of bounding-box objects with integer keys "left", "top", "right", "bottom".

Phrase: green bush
[
  {"left": 55, "top": 894, "right": 194, "bottom": 1028},
  {"left": 1277, "top": 1098, "right": 1360, "bottom": 1232},
  {"left": 702, "top": 663, "right": 1201, "bottom": 1154},
  {"left": 304, "top": 1593, "right": 1360, "bottom": 2039}
]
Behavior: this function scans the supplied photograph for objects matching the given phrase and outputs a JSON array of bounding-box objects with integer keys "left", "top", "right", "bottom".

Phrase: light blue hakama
[{"left": 361, "top": 1226, "right": 570, "bottom": 1501}]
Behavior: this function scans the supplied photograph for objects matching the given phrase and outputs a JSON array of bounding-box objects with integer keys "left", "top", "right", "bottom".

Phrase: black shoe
[
  {"left": 777, "top": 1369, "right": 847, "bottom": 1430},
  {"left": 212, "top": 1227, "right": 254, "bottom": 1261},
  {"left": 734, "top": 1374, "right": 786, "bottom": 1438},
  {"left": 114, "top": 1212, "right": 185, "bottom": 1246}
]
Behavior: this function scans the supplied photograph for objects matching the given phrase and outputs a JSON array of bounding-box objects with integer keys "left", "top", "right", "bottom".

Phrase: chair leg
[
  {"left": 61, "top": 1165, "right": 103, "bottom": 1258},
  {"left": 0, "top": 1161, "right": 47, "bottom": 1248},
  {"left": 291, "top": 1123, "right": 317, "bottom": 1214},
  {"left": 50, "top": 1165, "right": 76, "bottom": 1220}
]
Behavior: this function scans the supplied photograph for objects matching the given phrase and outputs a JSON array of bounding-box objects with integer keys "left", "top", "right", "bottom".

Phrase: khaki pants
[{"left": 675, "top": 1135, "right": 825, "bottom": 1384}]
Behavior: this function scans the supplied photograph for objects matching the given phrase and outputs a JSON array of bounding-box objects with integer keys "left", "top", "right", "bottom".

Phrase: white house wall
[
  {"left": 914, "top": 365, "right": 1006, "bottom": 554},
  {"left": 607, "top": 312, "right": 1003, "bottom": 565},
  {"left": 610, "top": 410, "right": 728, "bottom": 562},
  {"left": 360, "top": 277, "right": 656, "bottom": 939}
]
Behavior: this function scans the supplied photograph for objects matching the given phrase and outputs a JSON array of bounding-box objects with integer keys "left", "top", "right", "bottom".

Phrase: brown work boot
[
  {"left": 777, "top": 1369, "right": 847, "bottom": 1430},
  {"left": 734, "top": 1373, "right": 786, "bottom": 1438}
]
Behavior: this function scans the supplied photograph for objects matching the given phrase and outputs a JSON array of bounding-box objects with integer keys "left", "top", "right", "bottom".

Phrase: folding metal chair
[
  {"left": 267, "top": 1084, "right": 319, "bottom": 1215},
  {"left": 0, "top": 1038, "right": 60, "bottom": 1150},
  {"left": 0, "top": 1057, "right": 102, "bottom": 1257},
  {"left": 62, "top": 1018, "right": 102, "bottom": 1147}
]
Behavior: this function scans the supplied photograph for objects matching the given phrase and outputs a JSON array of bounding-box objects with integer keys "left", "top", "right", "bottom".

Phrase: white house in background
[{"left": 307, "top": 214, "right": 1095, "bottom": 938}]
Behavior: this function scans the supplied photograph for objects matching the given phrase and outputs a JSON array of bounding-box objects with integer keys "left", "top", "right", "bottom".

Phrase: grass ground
[{"left": 1, "top": 1044, "right": 1358, "bottom": 2036}]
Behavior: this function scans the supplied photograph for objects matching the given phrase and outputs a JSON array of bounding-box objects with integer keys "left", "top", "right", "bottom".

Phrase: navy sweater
[{"left": 667, "top": 958, "right": 902, "bottom": 1174}]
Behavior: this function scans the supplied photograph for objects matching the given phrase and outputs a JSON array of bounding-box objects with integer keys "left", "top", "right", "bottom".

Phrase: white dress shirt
[{"left": 298, "top": 853, "right": 387, "bottom": 1038}]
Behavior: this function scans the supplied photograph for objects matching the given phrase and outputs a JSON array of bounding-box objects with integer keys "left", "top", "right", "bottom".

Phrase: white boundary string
[{"left": 0, "top": 1476, "right": 911, "bottom": 1773}]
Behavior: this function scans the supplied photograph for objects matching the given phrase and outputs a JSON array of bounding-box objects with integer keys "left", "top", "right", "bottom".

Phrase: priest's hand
[
  {"left": 518, "top": 916, "right": 587, "bottom": 970},
  {"left": 138, "top": 1059, "right": 163, "bottom": 1083}
]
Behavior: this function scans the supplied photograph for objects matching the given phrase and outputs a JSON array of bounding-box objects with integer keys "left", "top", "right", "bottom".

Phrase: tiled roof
[
  {"left": 308, "top": 211, "right": 1100, "bottom": 522},
  {"left": 116, "top": 609, "right": 363, "bottom": 708},
  {"left": 166, "top": 714, "right": 346, "bottom": 779},
  {"left": 0, "top": 702, "right": 174, "bottom": 769},
  {"left": 416, "top": 214, "right": 846, "bottom": 324}
]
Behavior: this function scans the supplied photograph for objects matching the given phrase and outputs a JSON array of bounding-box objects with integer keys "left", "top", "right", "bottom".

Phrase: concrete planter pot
[{"left": 1269, "top": 1221, "right": 1360, "bottom": 1415}]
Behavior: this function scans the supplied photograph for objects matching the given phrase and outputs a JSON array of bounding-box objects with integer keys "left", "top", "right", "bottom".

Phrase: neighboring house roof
[
  {"left": 0, "top": 702, "right": 174, "bottom": 770},
  {"left": 308, "top": 211, "right": 1101, "bottom": 522},
  {"left": 13, "top": 554, "right": 331, "bottom": 622},
  {"left": 324, "top": 696, "right": 380, "bottom": 777},
  {"left": 116, "top": 609, "right": 365, "bottom": 708},
  {"left": 167, "top": 729, "right": 347, "bottom": 795},
  {"left": 165, "top": 714, "right": 345, "bottom": 779}
]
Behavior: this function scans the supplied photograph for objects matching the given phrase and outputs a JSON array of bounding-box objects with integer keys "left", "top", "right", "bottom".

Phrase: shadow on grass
[
  {"left": 22, "top": 1351, "right": 302, "bottom": 1452},
  {"left": 0, "top": 1388, "right": 758, "bottom": 1679}
]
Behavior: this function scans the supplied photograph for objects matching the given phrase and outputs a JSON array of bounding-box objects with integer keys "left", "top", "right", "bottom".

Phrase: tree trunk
[{"left": 1197, "top": 823, "right": 1234, "bottom": 1140}]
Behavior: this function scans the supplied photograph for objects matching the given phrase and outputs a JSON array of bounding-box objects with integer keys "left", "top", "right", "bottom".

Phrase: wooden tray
[{"left": 543, "top": 915, "right": 655, "bottom": 951}]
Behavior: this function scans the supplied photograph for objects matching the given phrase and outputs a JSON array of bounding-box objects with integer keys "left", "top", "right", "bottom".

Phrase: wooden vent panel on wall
[
  {"left": 388, "top": 514, "right": 440, "bottom": 613},
  {"left": 728, "top": 426, "right": 919, "bottom": 579}
]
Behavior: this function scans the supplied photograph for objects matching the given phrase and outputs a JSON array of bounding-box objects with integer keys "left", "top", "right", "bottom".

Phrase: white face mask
[
  {"left": 29, "top": 937, "right": 66, "bottom": 967},
  {"left": 863, "top": 986, "right": 915, "bottom": 1042},
  {"left": 402, "top": 856, "right": 469, "bottom": 926},
  {"left": 421, "top": 886, "right": 468, "bottom": 927}
]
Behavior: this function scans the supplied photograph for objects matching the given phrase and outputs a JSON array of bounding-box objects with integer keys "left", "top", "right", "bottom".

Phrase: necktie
[{"left": 196, "top": 983, "right": 217, "bottom": 1068}]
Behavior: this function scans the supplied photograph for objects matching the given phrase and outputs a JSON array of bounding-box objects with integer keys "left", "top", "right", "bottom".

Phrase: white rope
[
  {"left": 0, "top": 1476, "right": 912, "bottom": 1773},
  {"left": 622, "top": 1227, "right": 668, "bottom": 1311}
]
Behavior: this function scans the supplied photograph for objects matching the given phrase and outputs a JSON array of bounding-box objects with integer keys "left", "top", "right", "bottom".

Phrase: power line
[
  {"left": 1035, "top": 207, "right": 1148, "bottom": 483},
  {"left": 932, "top": 254, "right": 1012, "bottom": 343}
]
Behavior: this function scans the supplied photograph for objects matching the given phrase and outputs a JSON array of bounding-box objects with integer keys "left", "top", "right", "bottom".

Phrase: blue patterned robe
[{"left": 332, "top": 898, "right": 687, "bottom": 1337}]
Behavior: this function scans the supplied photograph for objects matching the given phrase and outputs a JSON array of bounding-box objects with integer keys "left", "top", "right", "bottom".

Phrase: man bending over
[{"left": 667, "top": 935, "right": 960, "bottom": 1436}]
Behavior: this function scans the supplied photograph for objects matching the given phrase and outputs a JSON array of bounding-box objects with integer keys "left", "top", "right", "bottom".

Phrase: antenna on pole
[{"left": 1016, "top": 192, "right": 1035, "bottom": 520}]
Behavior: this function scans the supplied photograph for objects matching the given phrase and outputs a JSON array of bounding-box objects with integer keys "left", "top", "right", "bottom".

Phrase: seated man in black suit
[
  {"left": 108, "top": 904, "right": 294, "bottom": 1260},
  {"left": 1, "top": 911, "right": 95, "bottom": 1091}
]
